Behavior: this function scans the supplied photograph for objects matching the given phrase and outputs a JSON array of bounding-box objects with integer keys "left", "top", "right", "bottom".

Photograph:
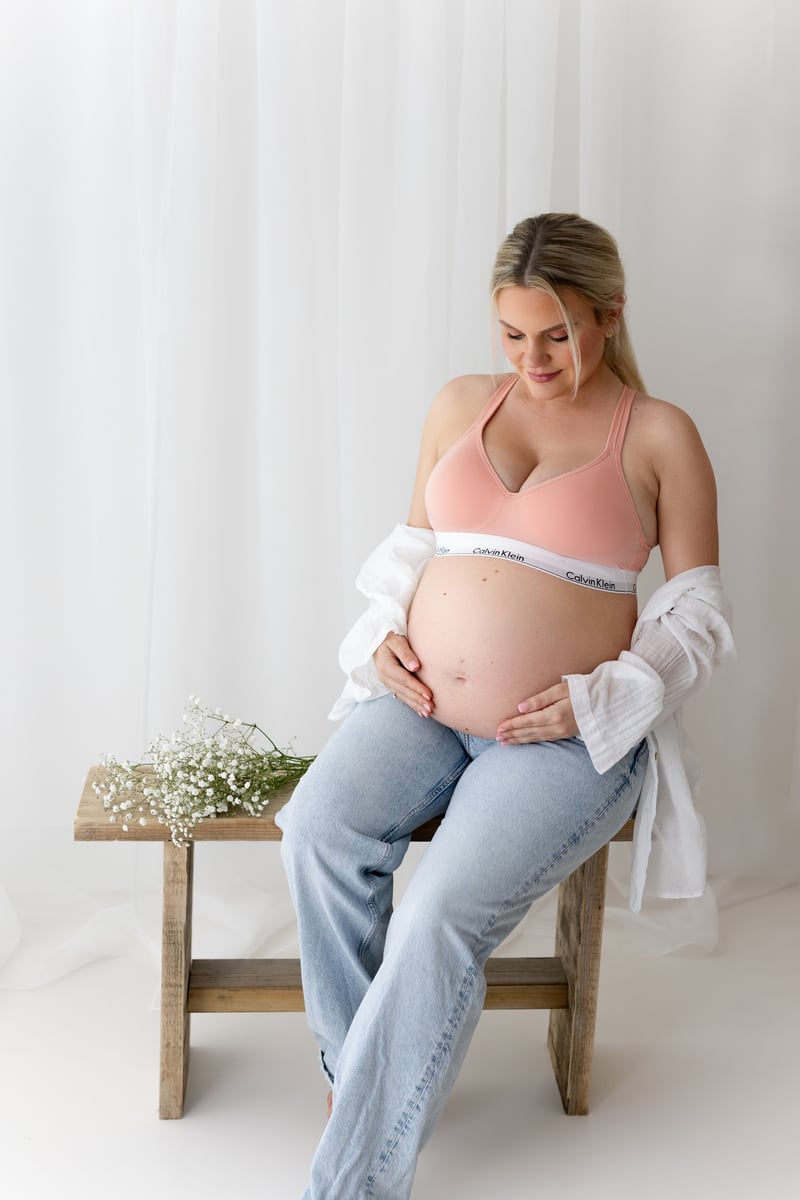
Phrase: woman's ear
[{"left": 604, "top": 293, "right": 625, "bottom": 336}]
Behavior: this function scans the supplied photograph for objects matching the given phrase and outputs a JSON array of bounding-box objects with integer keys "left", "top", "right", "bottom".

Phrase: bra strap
[
  {"left": 607, "top": 387, "right": 636, "bottom": 456},
  {"left": 475, "top": 373, "right": 519, "bottom": 431}
]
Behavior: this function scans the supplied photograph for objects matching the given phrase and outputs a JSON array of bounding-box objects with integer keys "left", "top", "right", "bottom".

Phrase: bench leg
[
  {"left": 547, "top": 842, "right": 609, "bottom": 1115},
  {"left": 159, "top": 841, "right": 194, "bottom": 1119}
]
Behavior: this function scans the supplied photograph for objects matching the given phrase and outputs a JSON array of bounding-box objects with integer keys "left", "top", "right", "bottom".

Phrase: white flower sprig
[{"left": 93, "top": 696, "right": 315, "bottom": 846}]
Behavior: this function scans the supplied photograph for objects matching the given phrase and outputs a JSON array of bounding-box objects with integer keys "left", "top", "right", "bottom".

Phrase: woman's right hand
[{"left": 374, "top": 633, "right": 434, "bottom": 718}]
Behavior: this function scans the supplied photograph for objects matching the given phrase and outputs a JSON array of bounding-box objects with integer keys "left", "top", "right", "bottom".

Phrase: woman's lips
[{"left": 526, "top": 370, "right": 561, "bottom": 383}]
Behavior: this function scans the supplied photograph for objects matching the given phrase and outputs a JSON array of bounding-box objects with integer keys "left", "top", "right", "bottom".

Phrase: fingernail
[{"left": 517, "top": 703, "right": 529, "bottom": 713}]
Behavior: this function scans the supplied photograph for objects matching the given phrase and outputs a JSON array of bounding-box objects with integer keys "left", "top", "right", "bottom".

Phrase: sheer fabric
[{"left": 2, "top": 0, "right": 798, "bottom": 985}]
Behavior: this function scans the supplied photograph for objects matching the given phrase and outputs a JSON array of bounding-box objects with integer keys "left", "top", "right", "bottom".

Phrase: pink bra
[{"left": 425, "top": 376, "right": 652, "bottom": 593}]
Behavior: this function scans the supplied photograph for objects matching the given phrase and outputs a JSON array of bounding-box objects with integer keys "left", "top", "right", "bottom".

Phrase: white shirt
[{"left": 564, "top": 566, "right": 734, "bottom": 910}]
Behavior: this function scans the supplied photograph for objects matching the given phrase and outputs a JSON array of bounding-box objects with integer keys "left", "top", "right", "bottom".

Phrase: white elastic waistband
[{"left": 433, "top": 532, "right": 638, "bottom": 594}]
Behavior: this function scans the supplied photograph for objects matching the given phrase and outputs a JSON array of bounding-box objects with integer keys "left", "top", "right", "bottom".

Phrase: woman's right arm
[{"left": 372, "top": 376, "right": 487, "bottom": 715}]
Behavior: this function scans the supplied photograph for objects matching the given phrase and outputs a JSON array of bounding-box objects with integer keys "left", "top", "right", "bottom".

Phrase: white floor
[{"left": 1, "top": 885, "right": 797, "bottom": 1200}]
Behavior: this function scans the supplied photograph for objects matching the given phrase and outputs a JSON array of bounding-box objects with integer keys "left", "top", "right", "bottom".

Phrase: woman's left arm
[{"left": 649, "top": 404, "right": 719, "bottom": 580}]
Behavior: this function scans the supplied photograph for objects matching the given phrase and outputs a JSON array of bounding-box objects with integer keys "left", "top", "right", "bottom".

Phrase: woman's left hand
[{"left": 496, "top": 682, "right": 579, "bottom": 745}]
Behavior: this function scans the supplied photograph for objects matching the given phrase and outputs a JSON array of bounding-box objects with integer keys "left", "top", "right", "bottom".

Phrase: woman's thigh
[
  {"left": 389, "top": 737, "right": 647, "bottom": 948},
  {"left": 275, "top": 695, "right": 470, "bottom": 844}
]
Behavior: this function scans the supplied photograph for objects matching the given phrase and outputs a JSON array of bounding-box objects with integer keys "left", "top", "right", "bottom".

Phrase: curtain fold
[{"left": 2, "top": 0, "right": 798, "bottom": 987}]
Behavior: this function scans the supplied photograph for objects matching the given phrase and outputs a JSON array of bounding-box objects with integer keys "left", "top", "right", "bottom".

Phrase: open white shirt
[{"left": 564, "top": 566, "right": 734, "bottom": 910}]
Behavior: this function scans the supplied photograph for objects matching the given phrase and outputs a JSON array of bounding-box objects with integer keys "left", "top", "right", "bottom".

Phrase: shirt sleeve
[
  {"left": 564, "top": 569, "right": 735, "bottom": 774},
  {"left": 329, "top": 524, "right": 436, "bottom": 721}
]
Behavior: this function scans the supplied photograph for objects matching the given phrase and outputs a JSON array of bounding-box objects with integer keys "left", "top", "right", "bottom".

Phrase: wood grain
[
  {"left": 186, "top": 956, "right": 570, "bottom": 1014},
  {"left": 547, "top": 844, "right": 609, "bottom": 1115},
  {"left": 159, "top": 842, "right": 194, "bottom": 1119}
]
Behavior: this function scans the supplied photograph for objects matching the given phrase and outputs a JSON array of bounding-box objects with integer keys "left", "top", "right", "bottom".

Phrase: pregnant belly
[{"left": 406, "top": 556, "right": 636, "bottom": 738}]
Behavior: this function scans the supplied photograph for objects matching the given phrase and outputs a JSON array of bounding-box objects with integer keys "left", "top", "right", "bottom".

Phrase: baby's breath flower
[{"left": 94, "top": 697, "right": 315, "bottom": 847}]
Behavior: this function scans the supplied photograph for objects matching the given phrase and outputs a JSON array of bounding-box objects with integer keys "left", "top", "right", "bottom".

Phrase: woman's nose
[{"left": 523, "top": 339, "right": 549, "bottom": 367}]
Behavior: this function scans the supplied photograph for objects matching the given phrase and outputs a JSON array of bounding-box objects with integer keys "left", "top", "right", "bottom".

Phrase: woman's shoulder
[
  {"left": 409, "top": 375, "right": 509, "bottom": 525},
  {"left": 436, "top": 371, "right": 507, "bottom": 402},
  {"left": 418, "top": 374, "right": 506, "bottom": 464},
  {"left": 428, "top": 372, "right": 509, "bottom": 423},
  {"left": 630, "top": 390, "right": 708, "bottom": 456},
  {"left": 627, "top": 390, "right": 715, "bottom": 505}
]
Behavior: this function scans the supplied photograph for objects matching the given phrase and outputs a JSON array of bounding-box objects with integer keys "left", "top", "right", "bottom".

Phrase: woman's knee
[
  {"left": 275, "top": 760, "right": 338, "bottom": 857},
  {"left": 276, "top": 747, "right": 383, "bottom": 878}
]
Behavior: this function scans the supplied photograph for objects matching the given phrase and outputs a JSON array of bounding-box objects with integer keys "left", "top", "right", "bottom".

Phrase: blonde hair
[{"left": 490, "top": 213, "right": 646, "bottom": 393}]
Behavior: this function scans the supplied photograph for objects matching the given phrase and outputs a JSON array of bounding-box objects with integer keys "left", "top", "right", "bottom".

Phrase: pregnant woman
[{"left": 277, "top": 213, "right": 733, "bottom": 1200}]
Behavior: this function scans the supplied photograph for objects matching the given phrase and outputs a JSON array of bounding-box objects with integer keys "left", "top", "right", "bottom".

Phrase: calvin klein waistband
[{"left": 433, "top": 532, "right": 638, "bottom": 594}]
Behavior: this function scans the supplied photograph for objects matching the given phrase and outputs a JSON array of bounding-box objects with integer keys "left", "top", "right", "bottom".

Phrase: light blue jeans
[{"left": 276, "top": 694, "right": 647, "bottom": 1200}]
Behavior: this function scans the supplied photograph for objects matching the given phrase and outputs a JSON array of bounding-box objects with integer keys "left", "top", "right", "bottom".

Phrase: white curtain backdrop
[{"left": 1, "top": 0, "right": 798, "bottom": 985}]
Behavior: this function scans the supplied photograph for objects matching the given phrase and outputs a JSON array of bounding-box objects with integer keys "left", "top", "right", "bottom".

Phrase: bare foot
[{"left": 326, "top": 1090, "right": 333, "bottom": 1121}]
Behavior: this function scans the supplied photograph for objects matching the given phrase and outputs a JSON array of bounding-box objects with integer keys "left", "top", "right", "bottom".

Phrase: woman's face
[{"left": 496, "top": 286, "right": 611, "bottom": 400}]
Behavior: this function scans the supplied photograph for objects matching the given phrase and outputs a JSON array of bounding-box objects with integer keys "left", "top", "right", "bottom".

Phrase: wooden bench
[{"left": 75, "top": 767, "right": 634, "bottom": 1120}]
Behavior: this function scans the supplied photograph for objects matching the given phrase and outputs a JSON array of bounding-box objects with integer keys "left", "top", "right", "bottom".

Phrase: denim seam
[
  {"left": 366, "top": 960, "right": 479, "bottom": 1195},
  {"left": 358, "top": 756, "right": 469, "bottom": 971},
  {"left": 379, "top": 757, "right": 470, "bottom": 843},
  {"left": 483, "top": 737, "right": 647, "bottom": 937},
  {"left": 358, "top": 841, "right": 393, "bottom": 972}
]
